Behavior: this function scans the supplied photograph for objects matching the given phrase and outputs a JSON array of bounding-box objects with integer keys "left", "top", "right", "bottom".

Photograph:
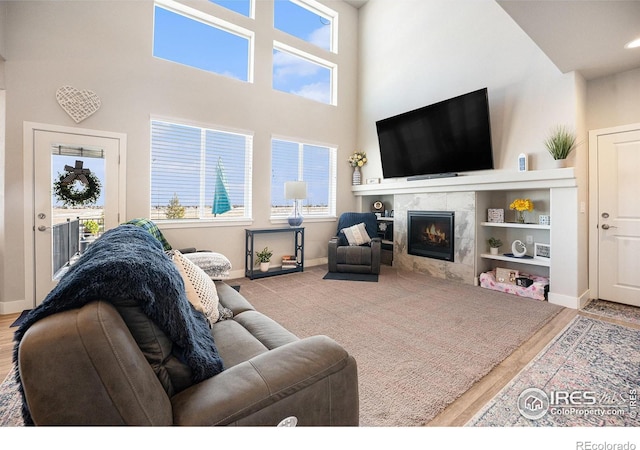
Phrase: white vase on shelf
[{"left": 352, "top": 166, "right": 361, "bottom": 185}]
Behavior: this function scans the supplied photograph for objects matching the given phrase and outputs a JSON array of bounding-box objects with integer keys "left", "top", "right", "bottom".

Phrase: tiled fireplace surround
[{"left": 394, "top": 191, "right": 476, "bottom": 284}]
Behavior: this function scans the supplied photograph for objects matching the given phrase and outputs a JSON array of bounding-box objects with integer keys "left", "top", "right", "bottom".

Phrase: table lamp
[{"left": 284, "top": 181, "right": 307, "bottom": 227}]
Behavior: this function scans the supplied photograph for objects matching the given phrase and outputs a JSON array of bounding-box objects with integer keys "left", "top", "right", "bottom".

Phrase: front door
[
  {"left": 597, "top": 128, "right": 640, "bottom": 307},
  {"left": 33, "top": 130, "right": 124, "bottom": 305}
]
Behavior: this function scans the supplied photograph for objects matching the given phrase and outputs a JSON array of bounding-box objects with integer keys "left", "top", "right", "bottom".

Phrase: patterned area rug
[
  {"left": 467, "top": 315, "right": 640, "bottom": 426},
  {"left": 0, "top": 368, "right": 23, "bottom": 426},
  {"left": 582, "top": 299, "right": 640, "bottom": 326}
]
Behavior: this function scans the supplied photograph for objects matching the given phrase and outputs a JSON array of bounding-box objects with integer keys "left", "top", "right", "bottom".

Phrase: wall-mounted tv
[{"left": 376, "top": 88, "right": 494, "bottom": 180}]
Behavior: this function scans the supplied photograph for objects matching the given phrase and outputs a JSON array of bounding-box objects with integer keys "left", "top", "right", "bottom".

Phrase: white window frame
[
  {"left": 150, "top": 117, "right": 253, "bottom": 227},
  {"left": 273, "top": 41, "right": 338, "bottom": 105},
  {"left": 153, "top": 0, "right": 255, "bottom": 83},
  {"left": 270, "top": 135, "right": 337, "bottom": 223},
  {"left": 275, "top": 0, "right": 339, "bottom": 54}
]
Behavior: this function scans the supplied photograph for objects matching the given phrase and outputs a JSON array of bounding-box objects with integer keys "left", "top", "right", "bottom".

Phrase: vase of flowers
[
  {"left": 509, "top": 198, "right": 534, "bottom": 224},
  {"left": 348, "top": 151, "right": 367, "bottom": 185}
]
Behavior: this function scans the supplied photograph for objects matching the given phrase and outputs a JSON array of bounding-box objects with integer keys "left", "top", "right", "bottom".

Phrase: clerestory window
[{"left": 153, "top": 1, "right": 253, "bottom": 82}]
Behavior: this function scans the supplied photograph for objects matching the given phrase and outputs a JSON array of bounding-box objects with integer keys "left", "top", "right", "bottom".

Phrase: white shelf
[
  {"left": 377, "top": 217, "right": 394, "bottom": 222},
  {"left": 480, "top": 253, "right": 550, "bottom": 267},
  {"left": 481, "top": 222, "right": 550, "bottom": 230}
]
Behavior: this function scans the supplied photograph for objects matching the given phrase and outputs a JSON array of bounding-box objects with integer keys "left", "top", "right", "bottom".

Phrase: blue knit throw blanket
[{"left": 13, "top": 225, "right": 224, "bottom": 424}]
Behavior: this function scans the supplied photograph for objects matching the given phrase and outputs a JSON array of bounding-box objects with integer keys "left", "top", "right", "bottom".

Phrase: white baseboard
[
  {"left": 548, "top": 292, "right": 580, "bottom": 309},
  {"left": 0, "top": 298, "right": 32, "bottom": 315}
]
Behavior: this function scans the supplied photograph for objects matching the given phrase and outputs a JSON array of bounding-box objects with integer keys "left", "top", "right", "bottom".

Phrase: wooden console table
[{"left": 245, "top": 227, "right": 304, "bottom": 279}]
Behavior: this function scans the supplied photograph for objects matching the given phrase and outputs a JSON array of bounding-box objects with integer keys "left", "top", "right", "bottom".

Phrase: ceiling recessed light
[{"left": 624, "top": 38, "right": 640, "bottom": 49}]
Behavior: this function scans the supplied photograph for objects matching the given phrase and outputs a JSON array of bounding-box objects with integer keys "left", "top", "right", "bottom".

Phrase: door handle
[
  {"left": 601, "top": 224, "right": 617, "bottom": 230},
  {"left": 37, "top": 225, "right": 51, "bottom": 232}
]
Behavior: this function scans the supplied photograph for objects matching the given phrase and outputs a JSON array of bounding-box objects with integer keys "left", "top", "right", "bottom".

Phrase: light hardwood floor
[
  {"left": 0, "top": 312, "right": 20, "bottom": 382},
  {"left": 0, "top": 306, "right": 581, "bottom": 425}
]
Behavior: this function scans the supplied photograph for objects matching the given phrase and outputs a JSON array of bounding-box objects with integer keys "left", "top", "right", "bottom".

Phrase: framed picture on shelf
[
  {"left": 534, "top": 243, "right": 551, "bottom": 260},
  {"left": 487, "top": 208, "right": 504, "bottom": 223}
]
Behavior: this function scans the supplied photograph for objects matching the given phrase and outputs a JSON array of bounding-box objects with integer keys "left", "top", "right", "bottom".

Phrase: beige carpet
[{"left": 232, "top": 265, "right": 563, "bottom": 427}]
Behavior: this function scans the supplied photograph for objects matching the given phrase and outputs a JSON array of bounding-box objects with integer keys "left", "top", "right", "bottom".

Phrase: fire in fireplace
[{"left": 407, "top": 211, "right": 455, "bottom": 261}]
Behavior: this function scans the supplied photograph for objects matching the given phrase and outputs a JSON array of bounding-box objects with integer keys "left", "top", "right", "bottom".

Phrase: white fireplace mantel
[{"left": 351, "top": 168, "right": 577, "bottom": 196}]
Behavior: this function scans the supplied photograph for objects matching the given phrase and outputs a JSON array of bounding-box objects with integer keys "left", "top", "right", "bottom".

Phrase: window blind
[
  {"left": 151, "top": 120, "right": 252, "bottom": 221},
  {"left": 271, "top": 138, "right": 336, "bottom": 218}
]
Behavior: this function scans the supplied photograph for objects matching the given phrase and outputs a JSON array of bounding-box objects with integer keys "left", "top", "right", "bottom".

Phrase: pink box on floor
[{"left": 479, "top": 270, "right": 549, "bottom": 301}]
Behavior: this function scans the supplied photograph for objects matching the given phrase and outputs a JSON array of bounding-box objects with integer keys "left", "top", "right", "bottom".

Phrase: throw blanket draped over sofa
[{"left": 13, "top": 225, "right": 224, "bottom": 424}]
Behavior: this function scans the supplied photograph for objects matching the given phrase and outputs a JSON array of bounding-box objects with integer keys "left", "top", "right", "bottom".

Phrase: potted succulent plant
[
  {"left": 544, "top": 125, "right": 577, "bottom": 167},
  {"left": 488, "top": 237, "right": 503, "bottom": 255},
  {"left": 255, "top": 247, "right": 273, "bottom": 272}
]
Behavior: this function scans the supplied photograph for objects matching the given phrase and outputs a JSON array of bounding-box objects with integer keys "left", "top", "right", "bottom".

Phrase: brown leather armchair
[{"left": 328, "top": 212, "right": 381, "bottom": 274}]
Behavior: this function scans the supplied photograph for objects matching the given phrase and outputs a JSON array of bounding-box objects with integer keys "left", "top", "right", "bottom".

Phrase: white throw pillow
[
  {"left": 341, "top": 222, "right": 372, "bottom": 246},
  {"left": 171, "top": 250, "right": 220, "bottom": 326}
]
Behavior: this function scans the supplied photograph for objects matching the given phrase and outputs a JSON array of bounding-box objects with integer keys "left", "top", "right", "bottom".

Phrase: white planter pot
[
  {"left": 259, "top": 262, "right": 270, "bottom": 272},
  {"left": 490, "top": 247, "right": 499, "bottom": 255}
]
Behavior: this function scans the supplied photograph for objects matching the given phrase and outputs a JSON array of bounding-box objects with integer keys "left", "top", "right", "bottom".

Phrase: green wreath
[{"left": 53, "top": 171, "right": 101, "bottom": 207}]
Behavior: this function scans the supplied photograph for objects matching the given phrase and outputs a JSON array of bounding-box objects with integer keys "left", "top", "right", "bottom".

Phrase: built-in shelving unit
[
  {"left": 351, "top": 169, "right": 581, "bottom": 308},
  {"left": 479, "top": 221, "right": 550, "bottom": 267}
]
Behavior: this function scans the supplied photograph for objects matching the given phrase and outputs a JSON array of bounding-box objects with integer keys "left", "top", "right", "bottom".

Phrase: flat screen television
[{"left": 376, "top": 88, "right": 494, "bottom": 180}]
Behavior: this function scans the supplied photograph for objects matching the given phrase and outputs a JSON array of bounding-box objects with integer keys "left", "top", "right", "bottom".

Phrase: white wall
[
  {"left": 357, "top": 0, "right": 581, "bottom": 179},
  {"left": 1, "top": 0, "right": 359, "bottom": 310},
  {"left": 587, "top": 67, "right": 640, "bottom": 131}
]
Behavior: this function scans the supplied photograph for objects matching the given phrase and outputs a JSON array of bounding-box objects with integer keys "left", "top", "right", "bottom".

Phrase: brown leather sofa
[{"left": 17, "top": 281, "right": 359, "bottom": 426}]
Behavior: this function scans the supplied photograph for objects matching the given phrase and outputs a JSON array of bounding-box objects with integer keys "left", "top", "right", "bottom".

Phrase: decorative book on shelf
[{"left": 281, "top": 255, "right": 298, "bottom": 268}]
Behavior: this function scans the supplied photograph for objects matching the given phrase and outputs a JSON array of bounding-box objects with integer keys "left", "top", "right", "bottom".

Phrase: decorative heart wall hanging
[{"left": 55, "top": 86, "right": 101, "bottom": 123}]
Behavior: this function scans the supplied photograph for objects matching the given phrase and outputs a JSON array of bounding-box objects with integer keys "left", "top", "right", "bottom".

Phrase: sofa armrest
[
  {"left": 370, "top": 238, "right": 381, "bottom": 274},
  {"left": 171, "top": 335, "right": 359, "bottom": 426}
]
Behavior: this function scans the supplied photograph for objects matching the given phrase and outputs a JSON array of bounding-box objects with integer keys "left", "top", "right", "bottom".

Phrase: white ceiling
[
  {"left": 497, "top": 0, "right": 640, "bottom": 80},
  {"left": 344, "top": 0, "right": 640, "bottom": 81}
]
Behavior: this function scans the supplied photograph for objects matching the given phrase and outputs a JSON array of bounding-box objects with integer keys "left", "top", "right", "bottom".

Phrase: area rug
[
  {"left": 0, "top": 369, "right": 23, "bottom": 426},
  {"left": 466, "top": 316, "right": 640, "bottom": 426},
  {"left": 233, "top": 265, "right": 563, "bottom": 426},
  {"left": 322, "top": 272, "right": 378, "bottom": 282},
  {"left": 582, "top": 298, "right": 640, "bottom": 326}
]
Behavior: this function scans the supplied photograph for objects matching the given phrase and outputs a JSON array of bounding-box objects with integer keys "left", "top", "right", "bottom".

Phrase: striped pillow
[{"left": 341, "top": 222, "right": 371, "bottom": 246}]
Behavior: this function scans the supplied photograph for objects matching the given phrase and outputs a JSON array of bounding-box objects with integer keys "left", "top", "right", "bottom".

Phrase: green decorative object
[
  {"left": 53, "top": 160, "right": 101, "bottom": 207},
  {"left": 544, "top": 125, "right": 577, "bottom": 161},
  {"left": 255, "top": 247, "right": 273, "bottom": 264}
]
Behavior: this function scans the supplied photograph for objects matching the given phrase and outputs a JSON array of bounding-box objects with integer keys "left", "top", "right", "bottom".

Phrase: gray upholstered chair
[{"left": 328, "top": 212, "right": 381, "bottom": 274}]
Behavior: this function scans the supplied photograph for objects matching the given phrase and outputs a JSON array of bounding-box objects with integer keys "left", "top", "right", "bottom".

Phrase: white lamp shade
[{"left": 284, "top": 181, "right": 307, "bottom": 200}]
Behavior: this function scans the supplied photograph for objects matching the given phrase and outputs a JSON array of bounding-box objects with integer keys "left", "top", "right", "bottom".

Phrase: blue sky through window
[
  {"left": 153, "top": 1, "right": 335, "bottom": 103},
  {"left": 210, "top": 0, "right": 251, "bottom": 17},
  {"left": 153, "top": 6, "right": 249, "bottom": 81},
  {"left": 274, "top": 0, "right": 332, "bottom": 51}
]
